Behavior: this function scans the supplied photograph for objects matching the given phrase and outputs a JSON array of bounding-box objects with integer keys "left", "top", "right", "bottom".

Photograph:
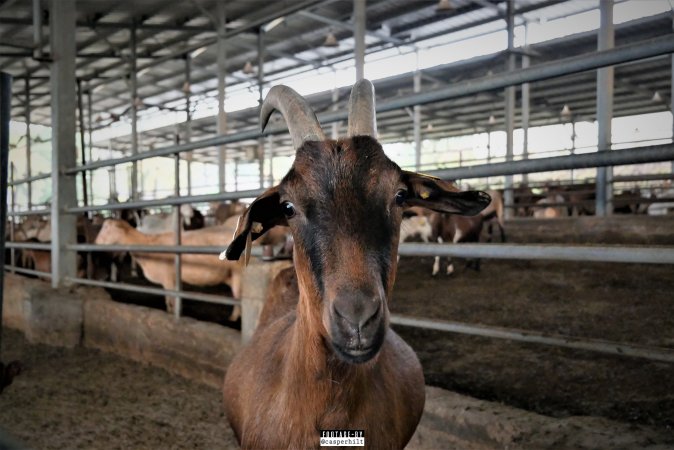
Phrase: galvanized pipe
[
  {"left": 6, "top": 241, "right": 52, "bottom": 251},
  {"left": 64, "top": 277, "right": 240, "bottom": 307},
  {"left": 390, "top": 315, "right": 674, "bottom": 363},
  {"left": 62, "top": 242, "right": 674, "bottom": 265},
  {"left": 0, "top": 71, "right": 12, "bottom": 358},
  {"left": 130, "top": 23, "right": 139, "bottom": 201},
  {"left": 49, "top": 0, "right": 78, "bottom": 288},
  {"left": 8, "top": 172, "right": 50, "bottom": 186},
  {"left": 504, "top": 0, "right": 515, "bottom": 220},
  {"left": 174, "top": 152, "right": 183, "bottom": 318},
  {"left": 413, "top": 70, "right": 421, "bottom": 171},
  {"left": 3, "top": 266, "right": 51, "bottom": 278},
  {"left": 397, "top": 242, "right": 674, "bottom": 264},
  {"left": 32, "top": 0, "right": 43, "bottom": 59},
  {"left": 596, "top": 0, "right": 614, "bottom": 217},
  {"left": 64, "top": 143, "right": 674, "bottom": 214},
  {"left": 65, "top": 34, "right": 674, "bottom": 175},
  {"left": 429, "top": 143, "right": 674, "bottom": 180},
  {"left": 217, "top": 2, "right": 227, "bottom": 192},
  {"left": 25, "top": 78, "right": 32, "bottom": 209},
  {"left": 354, "top": 0, "right": 366, "bottom": 81}
]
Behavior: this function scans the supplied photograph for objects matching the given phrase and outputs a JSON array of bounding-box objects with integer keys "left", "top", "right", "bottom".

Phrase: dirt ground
[
  {"left": 392, "top": 257, "right": 674, "bottom": 433},
  {"left": 0, "top": 328, "right": 238, "bottom": 450}
]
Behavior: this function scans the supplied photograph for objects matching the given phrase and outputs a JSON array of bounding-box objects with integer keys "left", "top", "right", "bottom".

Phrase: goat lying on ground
[
  {"left": 222, "top": 80, "right": 490, "bottom": 448},
  {"left": 95, "top": 219, "right": 242, "bottom": 314}
]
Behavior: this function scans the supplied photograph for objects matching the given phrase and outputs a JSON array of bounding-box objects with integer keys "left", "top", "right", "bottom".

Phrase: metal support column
[
  {"left": 354, "top": 0, "right": 366, "bottom": 81},
  {"left": 0, "top": 72, "right": 12, "bottom": 373},
  {"left": 49, "top": 0, "right": 78, "bottom": 288},
  {"left": 32, "top": 0, "right": 42, "bottom": 60},
  {"left": 130, "top": 23, "right": 139, "bottom": 201},
  {"left": 184, "top": 54, "right": 192, "bottom": 196},
  {"left": 173, "top": 152, "right": 182, "bottom": 318},
  {"left": 521, "top": 22, "right": 530, "bottom": 185},
  {"left": 76, "top": 79, "right": 88, "bottom": 207},
  {"left": 571, "top": 120, "right": 576, "bottom": 183},
  {"left": 24, "top": 78, "right": 32, "bottom": 209},
  {"left": 596, "top": 0, "right": 614, "bottom": 216},
  {"left": 257, "top": 29, "right": 265, "bottom": 187},
  {"left": 671, "top": 15, "right": 674, "bottom": 174},
  {"left": 504, "top": 0, "right": 516, "bottom": 219},
  {"left": 87, "top": 84, "right": 93, "bottom": 203},
  {"left": 217, "top": 3, "right": 227, "bottom": 192},
  {"left": 413, "top": 70, "right": 422, "bottom": 171}
]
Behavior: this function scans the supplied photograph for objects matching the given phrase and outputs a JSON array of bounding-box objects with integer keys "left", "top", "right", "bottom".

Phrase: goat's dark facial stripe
[{"left": 283, "top": 137, "right": 402, "bottom": 296}]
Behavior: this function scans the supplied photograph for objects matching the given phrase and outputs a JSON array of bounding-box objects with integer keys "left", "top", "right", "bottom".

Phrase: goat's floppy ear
[
  {"left": 223, "top": 186, "right": 287, "bottom": 262},
  {"left": 402, "top": 171, "right": 491, "bottom": 216}
]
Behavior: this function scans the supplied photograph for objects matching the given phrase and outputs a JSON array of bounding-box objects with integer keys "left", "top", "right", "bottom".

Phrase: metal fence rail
[
  {"left": 4, "top": 25, "right": 674, "bottom": 367},
  {"left": 390, "top": 315, "right": 674, "bottom": 363},
  {"left": 61, "top": 144, "right": 674, "bottom": 214},
  {"left": 64, "top": 276, "right": 240, "bottom": 307}
]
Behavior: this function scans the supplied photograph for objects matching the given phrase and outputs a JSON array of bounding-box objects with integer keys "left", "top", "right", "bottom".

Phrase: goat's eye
[
  {"left": 281, "top": 201, "right": 296, "bottom": 218},
  {"left": 395, "top": 190, "right": 408, "bottom": 206}
]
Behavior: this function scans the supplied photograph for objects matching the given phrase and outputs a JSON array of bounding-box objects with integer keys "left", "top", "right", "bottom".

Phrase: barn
[{"left": 1, "top": 0, "right": 673, "bottom": 448}]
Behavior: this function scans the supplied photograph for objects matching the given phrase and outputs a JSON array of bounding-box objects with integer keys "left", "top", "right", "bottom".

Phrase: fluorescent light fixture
[
  {"left": 263, "top": 16, "right": 285, "bottom": 33},
  {"left": 190, "top": 46, "right": 208, "bottom": 58},
  {"left": 137, "top": 67, "right": 150, "bottom": 78}
]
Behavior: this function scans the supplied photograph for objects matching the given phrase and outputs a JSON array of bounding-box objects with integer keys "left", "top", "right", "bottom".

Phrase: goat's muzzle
[{"left": 328, "top": 288, "right": 387, "bottom": 364}]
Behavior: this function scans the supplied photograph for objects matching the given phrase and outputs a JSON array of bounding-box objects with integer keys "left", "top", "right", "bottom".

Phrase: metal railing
[{"left": 4, "top": 33, "right": 674, "bottom": 366}]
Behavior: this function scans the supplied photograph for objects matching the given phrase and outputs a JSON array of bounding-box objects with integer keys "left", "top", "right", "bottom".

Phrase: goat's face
[
  {"left": 94, "top": 219, "right": 129, "bottom": 245},
  {"left": 226, "top": 136, "right": 490, "bottom": 364}
]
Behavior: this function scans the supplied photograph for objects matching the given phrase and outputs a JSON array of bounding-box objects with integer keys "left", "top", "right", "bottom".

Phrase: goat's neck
[{"left": 117, "top": 226, "right": 153, "bottom": 246}]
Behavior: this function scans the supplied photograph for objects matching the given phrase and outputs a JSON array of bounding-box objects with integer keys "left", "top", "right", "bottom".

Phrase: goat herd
[{"left": 3, "top": 80, "right": 674, "bottom": 449}]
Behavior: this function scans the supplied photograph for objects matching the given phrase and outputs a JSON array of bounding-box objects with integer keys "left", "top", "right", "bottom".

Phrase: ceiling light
[
  {"left": 488, "top": 115, "right": 496, "bottom": 125},
  {"left": 137, "top": 67, "right": 150, "bottom": 78},
  {"left": 190, "top": 46, "right": 208, "bottom": 58},
  {"left": 652, "top": 91, "right": 663, "bottom": 103},
  {"left": 436, "top": 0, "right": 454, "bottom": 13},
  {"left": 182, "top": 81, "right": 191, "bottom": 94},
  {"left": 426, "top": 123, "right": 434, "bottom": 132},
  {"left": 561, "top": 104, "right": 571, "bottom": 117},
  {"left": 133, "top": 96, "right": 144, "bottom": 108},
  {"left": 242, "top": 61, "right": 255, "bottom": 75},
  {"left": 263, "top": 16, "right": 285, "bottom": 33},
  {"left": 323, "top": 31, "right": 339, "bottom": 48}
]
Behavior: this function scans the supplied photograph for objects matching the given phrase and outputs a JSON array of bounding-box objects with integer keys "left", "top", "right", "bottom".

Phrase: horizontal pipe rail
[
  {"left": 390, "top": 315, "right": 674, "bottom": 363},
  {"left": 60, "top": 242, "right": 674, "bottom": 264},
  {"left": 65, "top": 276, "right": 240, "bottom": 307},
  {"left": 64, "top": 35, "right": 674, "bottom": 174},
  {"left": 63, "top": 144, "right": 674, "bottom": 213},
  {"left": 66, "top": 189, "right": 266, "bottom": 213},
  {"left": 3, "top": 266, "right": 51, "bottom": 278},
  {"left": 397, "top": 243, "right": 674, "bottom": 264},
  {"left": 68, "top": 243, "right": 265, "bottom": 257},
  {"left": 5, "top": 241, "right": 52, "bottom": 250},
  {"left": 8, "top": 172, "right": 51, "bottom": 186},
  {"left": 6, "top": 208, "right": 50, "bottom": 216},
  {"left": 431, "top": 144, "right": 674, "bottom": 180}
]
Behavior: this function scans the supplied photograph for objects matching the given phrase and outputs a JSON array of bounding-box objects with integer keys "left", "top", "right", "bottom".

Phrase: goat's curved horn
[
  {"left": 260, "top": 85, "right": 325, "bottom": 149},
  {"left": 347, "top": 79, "right": 377, "bottom": 138}
]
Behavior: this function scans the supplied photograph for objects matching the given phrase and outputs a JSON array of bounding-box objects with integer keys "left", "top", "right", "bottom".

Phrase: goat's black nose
[{"left": 332, "top": 289, "right": 382, "bottom": 334}]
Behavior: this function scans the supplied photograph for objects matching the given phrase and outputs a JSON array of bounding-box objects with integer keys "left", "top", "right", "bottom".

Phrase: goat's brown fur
[{"left": 223, "top": 135, "right": 489, "bottom": 449}]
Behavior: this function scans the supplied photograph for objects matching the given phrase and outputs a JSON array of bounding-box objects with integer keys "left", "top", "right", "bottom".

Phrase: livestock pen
[{"left": 2, "top": 1, "right": 674, "bottom": 449}]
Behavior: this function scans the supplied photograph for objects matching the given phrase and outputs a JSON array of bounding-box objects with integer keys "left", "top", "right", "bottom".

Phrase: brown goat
[
  {"left": 222, "top": 80, "right": 490, "bottom": 448},
  {"left": 95, "top": 219, "right": 242, "bottom": 314}
]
